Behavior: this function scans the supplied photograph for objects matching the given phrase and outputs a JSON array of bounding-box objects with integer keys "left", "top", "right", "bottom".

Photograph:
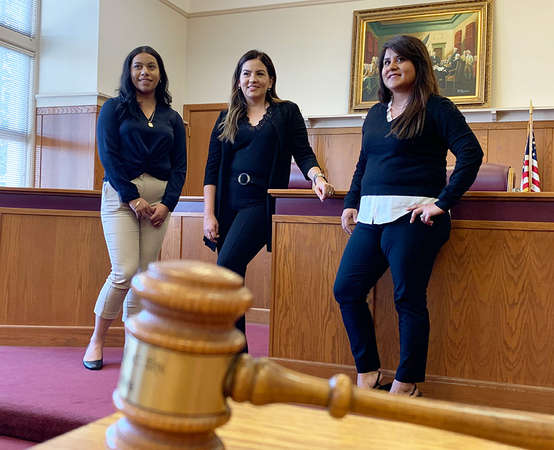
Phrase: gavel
[{"left": 106, "top": 260, "right": 554, "bottom": 449}]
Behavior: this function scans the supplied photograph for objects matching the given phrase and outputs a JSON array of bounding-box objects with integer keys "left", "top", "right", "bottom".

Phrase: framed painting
[{"left": 349, "top": 0, "right": 492, "bottom": 112}]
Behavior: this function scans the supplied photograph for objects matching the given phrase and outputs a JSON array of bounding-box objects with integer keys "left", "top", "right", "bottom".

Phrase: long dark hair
[
  {"left": 116, "top": 46, "right": 172, "bottom": 120},
  {"left": 377, "top": 35, "right": 439, "bottom": 139},
  {"left": 218, "top": 50, "right": 282, "bottom": 143}
]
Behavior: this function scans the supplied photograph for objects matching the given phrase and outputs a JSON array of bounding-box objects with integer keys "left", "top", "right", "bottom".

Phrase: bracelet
[
  {"left": 133, "top": 199, "right": 141, "bottom": 210},
  {"left": 312, "top": 172, "right": 327, "bottom": 184}
]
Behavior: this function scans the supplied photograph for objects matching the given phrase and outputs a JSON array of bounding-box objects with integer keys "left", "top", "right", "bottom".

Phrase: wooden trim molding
[
  {"left": 269, "top": 189, "right": 554, "bottom": 201},
  {"left": 273, "top": 214, "right": 340, "bottom": 225},
  {"left": 454, "top": 219, "right": 554, "bottom": 231},
  {"left": 0, "top": 325, "right": 125, "bottom": 347},
  {"left": 0, "top": 187, "right": 102, "bottom": 196},
  {"left": 245, "top": 308, "right": 270, "bottom": 324},
  {"left": 0, "top": 207, "right": 100, "bottom": 217},
  {"left": 36, "top": 105, "right": 100, "bottom": 115}
]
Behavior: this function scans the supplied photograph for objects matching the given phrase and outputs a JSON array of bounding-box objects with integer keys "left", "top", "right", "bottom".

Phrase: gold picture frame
[{"left": 349, "top": 0, "right": 492, "bottom": 112}]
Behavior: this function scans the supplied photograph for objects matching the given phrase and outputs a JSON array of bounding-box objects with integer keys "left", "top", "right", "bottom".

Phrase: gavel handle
[{"left": 225, "top": 354, "right": 554, "bottom": 450}]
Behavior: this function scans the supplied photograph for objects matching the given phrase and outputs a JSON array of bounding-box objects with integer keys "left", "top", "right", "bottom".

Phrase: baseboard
[
  {"left": 270, "top": 358, "right": 554, "bottom": 414},
  {"left": 269, "top": 357, "right": 357, "bottom": 379},
  {"left": 246, "top": 308, "right": 269, "bottom": 324},
  {"left": 0, "top": 325, "right": 125, "bottom": 346}
]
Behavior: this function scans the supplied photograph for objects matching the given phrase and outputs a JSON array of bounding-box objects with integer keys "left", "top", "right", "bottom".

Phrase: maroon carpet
[{"left": 0, "top": 323, "right": 268, "bottom": 444}]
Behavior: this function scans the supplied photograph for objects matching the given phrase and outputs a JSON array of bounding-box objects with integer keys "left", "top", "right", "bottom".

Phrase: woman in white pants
[{"left": 83, "top": 46, "right": 187, "bottom": 370}]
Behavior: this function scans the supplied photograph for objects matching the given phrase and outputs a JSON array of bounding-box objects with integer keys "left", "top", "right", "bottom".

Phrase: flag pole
[{"left": 528, "top": 100, "right": 534, "bottom": 192}]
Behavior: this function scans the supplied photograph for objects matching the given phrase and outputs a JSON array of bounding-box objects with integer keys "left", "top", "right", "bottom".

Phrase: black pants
[
  {"left": 333, "top": 213, "right": 450, "bottom": 382},
  {"left": 217, "top": 203, "right": 267, "bottom": 352}
]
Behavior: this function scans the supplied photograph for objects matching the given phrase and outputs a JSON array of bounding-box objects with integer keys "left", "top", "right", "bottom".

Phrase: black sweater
[
  {"left": 97, "top": 97, "right": 187, "bottom": 211},
  {"left": 344, "top": 95, "right": 483, "bottom": 212}
]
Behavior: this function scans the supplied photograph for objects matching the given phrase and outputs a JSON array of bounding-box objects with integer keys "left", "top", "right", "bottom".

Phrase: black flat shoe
[{"left": 83, "top": 359, "right": 103, "bottom": 370}]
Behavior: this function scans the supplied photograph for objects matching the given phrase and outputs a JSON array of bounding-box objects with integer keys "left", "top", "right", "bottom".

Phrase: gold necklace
[{"left": 147, "top": 109, "right": 155, "bottom": 128}]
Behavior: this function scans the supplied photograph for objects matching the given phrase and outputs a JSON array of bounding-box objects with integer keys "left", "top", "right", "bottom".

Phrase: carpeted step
[
  {"left": 0, "top": 346, "right": 122, "bottom": 442},
  {"left": 0, "top": 323, "right": 268, "bottom": 443}
]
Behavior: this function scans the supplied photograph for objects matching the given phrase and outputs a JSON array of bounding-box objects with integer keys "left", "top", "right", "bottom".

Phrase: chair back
[
  {"left": 288, "top": 161, "right": 312, "bottom": 189},
  {"left": 447, "top": 163, "right": 513, "bottom": 191}
]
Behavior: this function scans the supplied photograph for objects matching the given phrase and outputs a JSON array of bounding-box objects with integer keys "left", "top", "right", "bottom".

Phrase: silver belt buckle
[{"left": 237, "top": 173, "right": 251, "bottom": 185}]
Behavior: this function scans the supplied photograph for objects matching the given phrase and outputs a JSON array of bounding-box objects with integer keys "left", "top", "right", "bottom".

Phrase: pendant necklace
[{"left": 147, "top": 109, "right": 155, "bottom": 128}]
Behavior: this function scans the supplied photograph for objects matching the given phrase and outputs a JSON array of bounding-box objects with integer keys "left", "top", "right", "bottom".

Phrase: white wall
[
  {"left": 492, "top": 0, "right": 551, "bottom": 108},
  {"left": 184, "top": 0, "right": 554, "bottom": 115},
  {"left": 36, "top": 0, "right": 554, "bottom": 114},
  {"left": 97, "top": 0, "right": 188, "bottom": 111},
  {"left": 37, "top": 0, "right": 99, "bottom": 103}
]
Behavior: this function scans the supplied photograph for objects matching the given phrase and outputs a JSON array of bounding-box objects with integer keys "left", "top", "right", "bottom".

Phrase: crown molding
[
  {"left": 160, "top": 0, "right": 363, "bottom": 19},
  {"left": 158, "top": 0, "right": 190, "bottom": 18}
]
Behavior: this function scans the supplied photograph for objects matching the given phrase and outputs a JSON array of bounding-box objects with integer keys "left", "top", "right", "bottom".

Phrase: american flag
[{"left": 520, "top": 130, "right": 541, "bottom": 192}]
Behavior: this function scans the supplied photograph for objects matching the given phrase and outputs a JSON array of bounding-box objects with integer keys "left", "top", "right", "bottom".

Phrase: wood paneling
[
  {"left": 306, "top": 121, "right": 554, "bottom": 192},
  {"left": 159, "top": 214, "right": 182, "bottom": 261},
  {"left": 35, "top": 106, "right": 100, "bottom": 190},
  {"left": 182, "top": 103, "right": 227, "bottom": 196},
  {"left": 35, "top": 102, "right": 554, "bottom": 194},
  {"left": 161, "top": 213, "right": 270, "bottom": 315},
  {"left": 0, "top": 208, "right": 121, "bottom": 345},
  {"left": 471, "top": 121, "right": 554, "bottom": 190},
  {"left": 270, "top": 215, "right": 554, "bottom": 412},
  {"left": 271, "top": 219, "right": 353, "bottom": 365},
  {"left": 308, "top": 128, "right": 361, "bottom": 191},
  {"left": 375, "top": 220, "right": 554, "bottom": 387},
  {"left": 0, "top": 210, "right": 109, "bottom": 326},
  {"left": 0, "top": 198, "right": 269, "bottom": 347}
]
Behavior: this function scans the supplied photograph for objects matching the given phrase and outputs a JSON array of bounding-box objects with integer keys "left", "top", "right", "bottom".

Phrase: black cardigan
[{"left": 204, "top": 100, "right": 319, "bottom": 251}]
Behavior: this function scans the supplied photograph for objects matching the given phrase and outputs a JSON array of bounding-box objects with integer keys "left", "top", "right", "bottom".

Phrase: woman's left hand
[
  {"left": 313, "top": 177, "right": 335, "bottom": 201},
  {"left": 407, "top": 203, "right": 445, "bottom": 226},
  {"left": 150, "top": 203, "right": 169, "bottom": 228}
]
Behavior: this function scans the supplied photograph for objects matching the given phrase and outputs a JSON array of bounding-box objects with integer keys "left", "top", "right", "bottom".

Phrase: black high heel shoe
[
  {"left": 409, "top": 384, "right": 423, "bottom": 397},
  {"left": 372, "top": 371, "right": 392, "bottom": 391},
  {"left": 83, "top": 358, "right": 103, "bottom": 370}
]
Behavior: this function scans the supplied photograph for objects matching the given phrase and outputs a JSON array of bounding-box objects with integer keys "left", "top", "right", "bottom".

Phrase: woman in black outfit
[
  {"left": 203, "top": 50, "right": 335, "bottom": 351},
  {"left": 334, "top": 36, "right": 482, "bottom": 395}
]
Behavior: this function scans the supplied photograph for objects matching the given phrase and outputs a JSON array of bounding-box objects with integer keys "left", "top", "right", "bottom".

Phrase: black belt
[{"left": 233, "top": 172, "right": 266, "bottom": 187}]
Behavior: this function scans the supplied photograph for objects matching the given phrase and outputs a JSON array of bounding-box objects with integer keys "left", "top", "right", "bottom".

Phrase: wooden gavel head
[{"left": 106, "top": 260, "right": 253, "bottom": 450}]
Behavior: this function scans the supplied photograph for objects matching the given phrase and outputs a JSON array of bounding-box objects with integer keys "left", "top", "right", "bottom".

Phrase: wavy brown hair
[
  {"left": 218, "top": 50, "right": 282, "bottom": 143},
  {"left": 377, "top": 35, "right": 439, "bottom": 139}
]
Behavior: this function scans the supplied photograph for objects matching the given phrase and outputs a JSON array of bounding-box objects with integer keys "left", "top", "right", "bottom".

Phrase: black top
[
  {"left": 204, "top": 100, "right": 319, "bottom": 251},
  {"left": 97, "top": 97, "right": 187, "bottom": 211},
  {"left": 227, "top": 110, "right": 277, "bottom": 208},
  {"left": 344, "top": 95, "right": 483, "bottom": 212},
  {"left": 230, "top": 111, "right": 276, "bottom": 182}
]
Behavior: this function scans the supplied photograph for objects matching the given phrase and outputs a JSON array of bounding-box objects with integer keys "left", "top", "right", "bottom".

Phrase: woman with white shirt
[{"left": 333, "top": 35, "right": 482, "bottom": 396}]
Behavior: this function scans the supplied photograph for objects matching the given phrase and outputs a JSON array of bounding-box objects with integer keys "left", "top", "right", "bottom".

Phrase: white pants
[{"left": 94, "top": 174, "right": 170, "bottom": 321}]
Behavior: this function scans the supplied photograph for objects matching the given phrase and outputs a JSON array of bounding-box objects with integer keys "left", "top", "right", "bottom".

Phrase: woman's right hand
[
  {"left": 341, "top": 208, "right": 358, "bottom": 235},
  {"left": 129, "top": 197, "right": 154, "bottom": 220},
  {"left": 204, "top": 213, "right": 219, "bottom": 242}
]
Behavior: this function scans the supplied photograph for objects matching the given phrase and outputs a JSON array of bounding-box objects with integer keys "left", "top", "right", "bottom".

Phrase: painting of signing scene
[{"left": 349, "top": 0, "right": 492, "bottom": 112}]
